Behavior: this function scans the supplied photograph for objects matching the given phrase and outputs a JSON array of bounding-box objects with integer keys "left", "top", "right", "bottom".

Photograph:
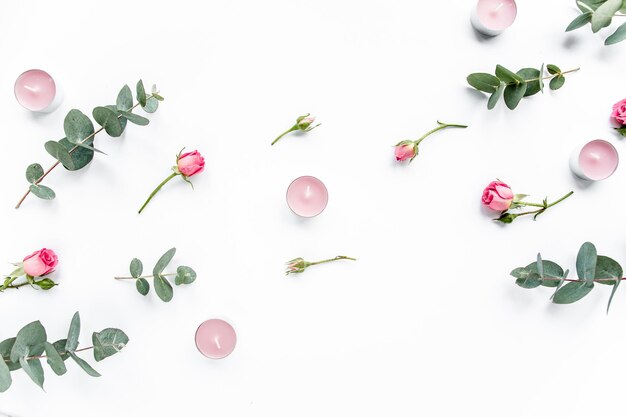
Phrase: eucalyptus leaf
[
  {"left": 512, "top": 268, "right": 542, "bottom": 289},
  {"left": 136, "top": 278, "right": 150, "bottom": 296},
  {"left": 546, "top": 64, "right": 561, "bottom": 75},
  {"left": 591, "top": 0, "right": 622, "bottom": 32},
  {"left": 153, "top": 275, "right": 173, "bottom": 302},
  {"left": 550, "top": 76, "right": 566, "bottom": 90},
  {"left": 52, "top": 339, "right": 70, "bottom": 361},
  {"left": 142, "top": 96, "right": 159, "bottom": 113},
  {"left": 577, "top": 0, "right": 605, "bottom": 12},
  {"left": 10, "top": 321, "right": 47, "bottom": 363},
  {"left": 44, "top": 342, "right": 67, "bottom": 376},
  {"left": 137, "top": 80, "right": 147, "bottom": 107},
  {"left": 467, "top": 73, "right": 501, "bottom": 93},
  {"left": 19, "top": 357, "right": 45, "bottom": 389},
  {"left": 516, "top": 68, "right": 541, "bottom": 96},
  {"left": 553, "top": 281, "right": 594, "bottom": 304},
  {"left": 577, "top": 242, "right": 597, "bottom": 281},
  {"left": 175, "top": 266, "right": 197, "bottom": 285},
  {"left": 0, "top": 338, "right": 20, "bottom": 371},
  {"left": 566, "top": 12, "right": 593, "bottom": 31},
  {"left": 130, "top": 258, "right": 143, "bottom": 278},
  {"left": 25, "top": 163, "right": 44, "bottom": 184},
  {"left": 0, "top": 353, "right": 11, "bottom": 392},
  {"left": 64, "top": 109, "right": 95, "bottom": 145},
  {"left": 153, "top": 248, "right": 176, "bottom": 277},
  {"left": 539, "top": 63, "right": 545, "bottom": 92},
  {"left": 92, "top": 328, "right": 129, "bottom": 362},
  {"left": 606, "top": 21, "right": 626, "bottom": 45},
  {"left": 69, "top": 352, "right": 100, "bottom": 377},
  {"left": 105, "top": 105, "right": 127, "bottom": 132},
  {"left": 29, "top": 184, "right": 56, "bottom": 200},
  {"left": 524, "top": 260, "right": 564, "bottom": 288},
  {"left": 119, "top": 111, "right": 150, "bottom": 126},
  {"left": 116, "top": 85, "right": 133, "bottom": 111},
  {"left": 594, "top": 255, "right": 623, "bottom": 285},
  {"left": 495, "top": 65, "right": 523, "bottom": 84},
  {"left": 488, "top": 82, "right": 505, "bottom": 110},
  {"left": 93, "top": 107, "right": 123, "bottom": 137},
  {"left": 45, "top": 141, "right": 75, "bottom": 170},
  {"left": 65, "top": 312, "right": 81, "bottom": 352},
  {"left": 504, "top": 82, "right": 527, "bottom": 110},
  {"left": 59, "top": 138, "right": 94, "bottom": 171}
]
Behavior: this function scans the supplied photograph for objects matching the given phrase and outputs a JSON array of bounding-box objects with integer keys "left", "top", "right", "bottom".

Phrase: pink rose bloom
[
  {"left": 482, "top": 181, "right": 514, "bottom": 211},
  {"left": 611, "top": 99, "right": 626, "bottom": 125},
  {"left": 177, "top": 150, "right": 205, "bottom": 177},
  {"left": 23, "top": 248, "right": 58, "bottom": 277},
  {"left": 395, "top": 143, "right": 417, "bottom": 162}
]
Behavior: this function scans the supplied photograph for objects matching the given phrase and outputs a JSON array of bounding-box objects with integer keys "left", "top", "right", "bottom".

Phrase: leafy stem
[{"left": 3, "top": 346, "right": 94, "bottom": 363}]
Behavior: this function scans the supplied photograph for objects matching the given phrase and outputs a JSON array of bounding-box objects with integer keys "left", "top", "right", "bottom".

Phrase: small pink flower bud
[
  {"left": 23, "top": 248, "right": 58, "bottom": 277},
  {"left": 482, "top": 181, "right": 514, "bottom": 211}
]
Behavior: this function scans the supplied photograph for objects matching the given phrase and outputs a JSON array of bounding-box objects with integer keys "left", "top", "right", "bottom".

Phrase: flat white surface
[{"left": 1, "top": 0, "right": 625, "bottom": 416}]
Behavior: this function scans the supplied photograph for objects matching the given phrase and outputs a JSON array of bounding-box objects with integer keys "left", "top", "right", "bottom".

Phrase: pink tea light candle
[
  {"left": 470, "top": 0, "right": 517, "bottom": 36},
  {"left": 286, "top": 175, "right": 329, "bottom": 218},
  {"left": 195, "top": 319, "right": 237, "bottom": 359},
  {"left": 570, "top": 140, "right": 619, "bottom": 181},
  {"left": 14, "top": 69, "right": 63, "bottom": 112}
]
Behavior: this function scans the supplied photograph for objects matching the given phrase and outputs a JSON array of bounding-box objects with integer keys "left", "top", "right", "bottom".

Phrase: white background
[{"left": 1, "top": 0, "right": 626, "bottom": 416}]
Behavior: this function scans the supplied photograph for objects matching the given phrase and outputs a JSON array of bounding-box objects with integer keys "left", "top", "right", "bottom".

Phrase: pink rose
[
  {"left": 177, "top": 150, "right": 205, "bottom": 177},
  {"left": 482, "top": 181, "right": 514, "bottom": 211},
  {"left": 611, "top": 99, "right": 626, "bottom": 126},
  {"left": 23, "top": 248, "right": 58, "bottom": 277},
  {"left": 395, "top": 143, "right": 417, "bottom": 162}
]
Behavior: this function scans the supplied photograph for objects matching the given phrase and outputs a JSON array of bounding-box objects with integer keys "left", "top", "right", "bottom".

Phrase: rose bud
[
  {"left": 23, "top": 248, "right": 58, "bottom": 277},
  {"left": 482, "top": 181, "right": 514, "bottom": 211},
  {"left": 394, "top": 141, "right": 418, "bottom": 162},
  {"left": 177, "top": 150, "right": 205, "bottom": 177},
  {"left": 285, "top": 257, "right": 309, "bottom": 275},
  {"left": 271, "top": 113, "right": 321, "bottom": 145}
]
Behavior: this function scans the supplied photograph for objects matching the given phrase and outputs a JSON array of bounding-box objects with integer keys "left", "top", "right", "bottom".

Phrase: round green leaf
[
  {"left": 577, "top": 242, "right": 597, "bottom": 281},
  {"left": 19, "top": 357, "right": 44, "bottom": 389},
  {"left": 552, "top": 281, "right": 594, "bottom": 304},
  {"left": 503, "top": 82, "right": 527, "bottom": 110},
  {"left": 0, "top": 338, "right": 21, "bottom": 371},
  {"left": 175, "top": 266, "right": 197, "bottom": 285},
  {"left": 10, "top": 321, "right": 47, "bottom": 363},
  {"left": 93, "top": 106, "right": 123, "bottom": 137},
  {"left": 59, "top": 138, "right": 94, "bottom": 171},
  {"left": 153, "top": 275, "right": 173, "bottom": 302},
  {"left": 549, "top": 75, "right": 565, "bottom": 90},
  {"left": 29, "top": 184, "right": 55, "bottom": 200},
  {"left": 153, "top": 248, "right": 176, "bottom": 277},
  {"left": 546, "top": 64, "right": 561, "bottom": 75},
  {"left": 524, "top": 260, "right": 564, "bottom": 288},
  {"left": 44, "top": 342, "right": 67, "bottom": 376},
  {"left": 64, "top": 109, "right": 95, "bottom": 145},
  {"left": 25, "top": 163, "right": 44, "bottom": 184},
  {"left": 105, "top": 105, "right": 127, "bottom": 132},
  {"left": 92, "top": 328, "right": 129, "bottom": 362},
  {"left": 45, "top": 140, "right": 75, "bottom": 170},
  {"left": 116, "top": 85, "right": 133, "bottom": 111},
  {"left": 0, "top": 352, "right": 11, "bottom": 392},
  {"left": 487, "top": 83, "right": 505, "bottom": 110},
  {"left": 142, "top": 96, "right": 159, "bottom": 113},
  {"left": 466, "top": 73, "right": 501, "bottom": 93},
  {"left": 136, "top": 278, "right": 150, "bottom": 296},
  {"left": 130, "top": 258, "right": 143, "bottom": 278},
  {"left": 495, "top": 65, "right": 523, "bottom": 84},
  {"left": 516, "top": 68, "right": 541, "bottom": 96},
  {"left": 595, "top": 255, "right": 623, "bottom": 285}
]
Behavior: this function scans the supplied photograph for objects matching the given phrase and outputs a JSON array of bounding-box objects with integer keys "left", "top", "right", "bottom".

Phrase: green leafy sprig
[
  {"left": 467, "top": 64, "right": 579, "bottom": 110},
  {"left": 115, "top": 248, "right": 196, "bottom": 302},
  {"left": 495, "top": 191, "right": 574, "bottom": 224},
  {"left": 15, "top": 81, "right": 164, "bottom": 209},
  {"left": 511, "top": 242, "right": 626, "bottom": 313},
  {"left": 566, "top": 0, "right": 626, "bottom": 45},
  {"left": 285, "top": 255, "right": 356, "bottom": 275},
  {"left": 0, "top": 312, "right": 128, "bottom": 392},
  {"left": 1, "top": 265, "right": 56, "bottom": 293}
]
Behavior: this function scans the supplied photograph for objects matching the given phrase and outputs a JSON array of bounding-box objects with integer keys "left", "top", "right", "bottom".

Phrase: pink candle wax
[
  {"left": 286, "top": 175, "right": 329, "bottom": 217},
  {"left": 572, "top": 140, "right": 619, "bottom": 181},
  {"left": 14, "top": 69, "right": 58, "bottom": 111},
  {"left": 195, "top": 319, "right": 237, "bottom": 359},
  {"left": 471, "top": 0, "right": 517, "bottom": 36}
]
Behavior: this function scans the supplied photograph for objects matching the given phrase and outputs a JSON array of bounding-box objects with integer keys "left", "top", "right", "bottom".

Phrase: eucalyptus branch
[
  {"left": 566, "top": 0, "right": 626, "bottom": 46},
  {"left": 15, "top": 81, "right": 164, "bottom": 209},
  {"left": 511, "top": 242, "right": 626, "bottom": 313},
  {"left": 467, "top": 64, "right": 579, "bottom": 110},
  {"left": 116, "top": 248, "right": 196, "bottom": 302},
  {"left": 0, "top": 312, "right": 128, "bottom": 392}
]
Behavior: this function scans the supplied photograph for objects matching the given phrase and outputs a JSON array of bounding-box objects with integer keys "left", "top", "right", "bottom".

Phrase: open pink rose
[
  {"left": 482, "top": 181, "right": 514, "bottom": 211},
  {"left": 395, "top": 143, "right": 417, "bottom": 162},
  {"left": 177, "top": 150, "right": 205, "bottom": 177},
  {"left": 611, "top": 99, "right": 626, "bottom": 126},
  {"left": 23, "top": 248, "right": 58, "bottom": 277}
]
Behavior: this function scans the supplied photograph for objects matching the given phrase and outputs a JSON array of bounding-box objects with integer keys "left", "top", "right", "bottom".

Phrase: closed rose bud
[
  {"left": 482, "top": 181, "right": 514, "bottom": 211},
  {"left": 285, "top": 258, "right": 309, "bottom": 275},
  {"left": 394, "top": 141, "right": 417, "bottom": 162},
  {"left": 177, "top": 150, "right": 205, "bottom": 177},
  {"left": 297, "top": 116, "right": 316, "bottom": 131},
  {"left": 611, "top": 98, "right": 626, "bottom": 126},
  {"left": 23, "top": 248, "right": 58, "bottom": 277}
]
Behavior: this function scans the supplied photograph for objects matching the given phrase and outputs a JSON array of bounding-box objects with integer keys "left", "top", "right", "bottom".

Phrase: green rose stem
[
  {"left": 271, "top": 126, "right": 298, "bottom": 146},
  {"left": 414, "top": 121, "right": 468, "bottom": 146},
  {"left": 286, "top": 255, "right": 356, "bottom": 275},
  {"left": 2, "top": 346, "right": 93, "bottom": 363},
  {"left": 511, "top": 191, "right": 574, "bottom": 218},
  {"left": 14, "top": 95, "right": 156, "bottom": 209},
  {"left": 137, "top": 172, "right": 179, "bottom": 214},
  {"left": 308, "top": 255, "right": 356, "bottom": 266}
]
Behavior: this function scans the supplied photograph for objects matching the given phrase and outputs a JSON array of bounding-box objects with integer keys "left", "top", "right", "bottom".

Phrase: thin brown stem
[
  {"left": 532, "top": 277, "right": 626, "bottom": 283},
  {"left": 14, "top": 96, "right": 153, "bottom": 209},
  {"left": 3, "top": 346, "right": 93, "bottom": 363},
  {"left": 114, "top": 273, "right": 176, "bottom": 280}
]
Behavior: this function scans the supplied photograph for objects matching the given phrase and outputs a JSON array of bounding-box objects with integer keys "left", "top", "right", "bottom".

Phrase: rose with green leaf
[
  {"left": 0, "top": 312, "right": 128, "bottom": 392},
  {"left": 511, "top": 242, "right": 625, "bottom": 313},
  {"left": 285, "top": 255, "right": 356, "bottom": 275},
  {"left": 16, "top": 81, "right": 163, "bottom": 209},
  {"left": 611, "top": 98, "right": 626, "bottom": 136},
  {"left": 467, "top": 64, "right": 579, "bottom": 110},
  {"left": 1, "top": 248, "right": 58, "bottom": 293},
  {"left": 115, "top": 248, "right": 196, "bottom": 302},
  {"left": 566, "top": 0, "right": 626, "bottom": 45},
  {"left": 482, "top": 180, "right": 573, "bottom": 224},
  {"left": 271, "top": 113, "right": 321, "bottom": 146}
]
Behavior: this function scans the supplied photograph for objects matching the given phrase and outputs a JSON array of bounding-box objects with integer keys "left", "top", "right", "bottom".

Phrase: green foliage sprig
[
  {"left": 467, "top": 64, "right": 579, "bottom": 110},
  {"left": 511, "top": 242, "right": 626, "bottom": 313},
  {"left": 0, "top": 312, "right": 128, "bottom": 392},
  {"left": 115, "top": 248, "right": 196, "bottom": 302},
  {"left": 566, "top": 0, "right": 626, "bottom": 45},
  {"left": 15, "top": 81, "right": 164, "bottom": 209},
  {"left": 285, "top": 255, "right": 356, "bottom": 275},
  {"left": 495, "top": 191, "right": 574, "bottom": 224}
]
